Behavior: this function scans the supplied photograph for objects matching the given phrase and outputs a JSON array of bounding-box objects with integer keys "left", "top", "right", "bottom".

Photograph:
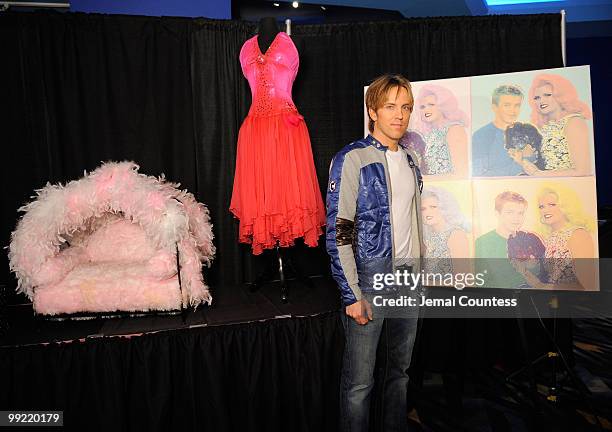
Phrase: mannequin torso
[
  {"left": 257, "top": 17, "right": 280, "bottom": 54},
  {"left": 257, "top": 17, "right": 303, "bottom": 56}
]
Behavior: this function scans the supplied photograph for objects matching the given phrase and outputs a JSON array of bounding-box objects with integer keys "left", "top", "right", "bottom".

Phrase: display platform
[
  {"left": 2, "top": 276, "right": 612, "bottom": 431},
  {"left": 0, "top": 277, "right": 344, "bottom": 432},
  {"left": 0, "top": 276, "right": 340, "bottom": 347}
]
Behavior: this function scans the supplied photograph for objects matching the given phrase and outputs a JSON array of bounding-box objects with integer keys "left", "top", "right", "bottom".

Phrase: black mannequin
[
  {"left": 247, "top": 17, "right": 310, "bottom": 302},
  {"left": 257, "top": 17, "right": 280, "bottom": 55},
  {"left": 256, "top": 16, "right": 304, "bottom": 57}
]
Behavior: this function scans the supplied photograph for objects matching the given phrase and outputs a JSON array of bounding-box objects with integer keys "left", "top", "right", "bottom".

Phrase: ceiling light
[
  {"left": 292, "top": 1, "right": 299, "bottom": 8},
  {"left": 486, "top": 0, "right": 559, "bottom": 5},
  {"left": 321, "top": 5, "right": 326, "bottom": 10},
  {"left": 273, "top": 2, "right": 279, "bottom": 6}
]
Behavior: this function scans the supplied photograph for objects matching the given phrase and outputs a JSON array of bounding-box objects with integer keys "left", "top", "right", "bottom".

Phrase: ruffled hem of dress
[{"left": 230, "top": 206, "right": 325, "bottom": 255}]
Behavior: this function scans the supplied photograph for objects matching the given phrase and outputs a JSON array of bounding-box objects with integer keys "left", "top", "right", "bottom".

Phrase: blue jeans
[{"left": 340, "top": 311, "right": 419, "bottom": 432}]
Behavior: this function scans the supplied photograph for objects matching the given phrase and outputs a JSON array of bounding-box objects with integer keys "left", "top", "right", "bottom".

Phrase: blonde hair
[
  {"left": 365, "top": 74, "right": 413, "bottom": 133},
  {"left": 535, "top": 183, "right": 595, "bottom": 237}
]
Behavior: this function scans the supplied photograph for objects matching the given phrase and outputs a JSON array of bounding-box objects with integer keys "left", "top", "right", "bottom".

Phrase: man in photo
[
  {"left": 472, "top": 85, "right": 525, "bottom": 176},
  {"left": 475, "top": 191, "right": 544, "bottom": 288},
  {"left": 326, "top": 74, "right": 424, "bottom": 432}
]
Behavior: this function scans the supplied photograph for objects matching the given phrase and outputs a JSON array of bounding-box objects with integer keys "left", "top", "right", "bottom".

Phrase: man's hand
[
  {"left": 523, "top": 144, "right": 535, "bottom": 158},
  {"left": 511, "top": 258, "right": 547, "bottom": 289},
  {"left": 346, "top": 299, "right": 373, "bottom": 325},
  {"left": 507, "top": 148, "right": 523, "bottom": 164}
]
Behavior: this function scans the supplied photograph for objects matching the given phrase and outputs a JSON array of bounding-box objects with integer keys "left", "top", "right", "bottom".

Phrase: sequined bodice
[
  {"left": 540, "top": 114, "right": 581, "bottom": 170},
  {"left": 423, "top": 125, "right": 454, "bottom": 175},
  {"left": 239, "top": 32, "right": 299, "bottom": 117},
  {"left": 544, "top": 226, "right": 580, "bottom": 284},
  {"left": 424, "top": 226, "right": 454, "bottom": 274}
]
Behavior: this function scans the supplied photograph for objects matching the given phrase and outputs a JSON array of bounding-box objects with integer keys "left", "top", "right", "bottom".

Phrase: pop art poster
[
  {"left": 471, "top": 66, "right": 595, "bottom": 178},
  {"left": 364, "top": 77, "right": 471, "bottom": 179},
  {"left": 362, "top": 66, "right": 598, "bottom": 290},
  {"left": 472, "top": 177, "right": 599, "bottom": 290},
  {"left": 420, "top": 179, "right": 474, "bottom": 278}
]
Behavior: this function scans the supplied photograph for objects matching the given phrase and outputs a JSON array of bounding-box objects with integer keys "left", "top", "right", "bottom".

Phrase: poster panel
[{"left": 363, "top": 66, "right": 598, "bottom": 290}]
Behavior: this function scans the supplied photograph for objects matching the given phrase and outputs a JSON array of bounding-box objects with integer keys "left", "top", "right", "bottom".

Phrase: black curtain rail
[{"left": 0, "top": 2, "right": 69, "bottom": 10}]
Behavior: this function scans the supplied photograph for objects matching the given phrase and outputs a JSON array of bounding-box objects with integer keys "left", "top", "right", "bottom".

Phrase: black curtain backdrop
[
  {"left": 0, "top": 11, "right": 566, "bottom": 430},
  {"left": 0, "top": 12, "right": 199, "bottom": 297},
  {"left": 0, "top": 312, "right": 344, "bottom": 431},
  {"left": 1, "top": 12, "right": 563, "bottom": 298}
]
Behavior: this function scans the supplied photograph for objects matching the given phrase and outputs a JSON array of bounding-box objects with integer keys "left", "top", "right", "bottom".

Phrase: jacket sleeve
[
  {"left": 408, "top": 153, "right": 423, "bottom": 194},
  {"left": 326, "top": 150, "right": 362, "bottom": 306}
]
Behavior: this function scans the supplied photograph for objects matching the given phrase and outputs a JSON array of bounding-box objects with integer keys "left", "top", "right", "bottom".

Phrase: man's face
[
  {"left": 492, "top": 95, "right": 522, "bottom": 127},
  {"left": 496, "top": 201, "right": 527, "bottom": 234},
  {"left": 369, "top": 86, "right": 413, "bottom": 143}
]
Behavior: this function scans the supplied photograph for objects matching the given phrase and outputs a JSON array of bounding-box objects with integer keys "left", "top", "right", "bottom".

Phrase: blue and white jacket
[{"left": 326, "top": 135, "right": 425, "bottom": 306}]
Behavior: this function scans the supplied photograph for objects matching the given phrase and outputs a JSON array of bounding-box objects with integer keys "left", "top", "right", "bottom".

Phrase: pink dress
[{"left": 230, "top": 32, "right": 325, "bottom": 255}]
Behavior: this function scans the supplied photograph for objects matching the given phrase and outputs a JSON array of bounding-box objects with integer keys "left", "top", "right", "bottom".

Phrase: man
[
  {"left": 475, "top": 191, "right": 532, "bottom": 288},
  {"left": 326, "top": 74, "right": 424, "bottom": 432},
  {"left": 472, "top": 85, "right": 525, "bottom": 176}
]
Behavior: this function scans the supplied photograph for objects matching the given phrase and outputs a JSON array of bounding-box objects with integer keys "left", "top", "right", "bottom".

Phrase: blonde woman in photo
[
  {"left": 514, "top": 184, "right": 596, "bottom": 290},
  {"left": 421, "top": 186, "right": 471, "bottom": 277},
  {"left": 409, "top": 85, "right": 469, "bottom": 177},
  {"left": 511, "top": 74, "right": 592, "bottom": 177}
]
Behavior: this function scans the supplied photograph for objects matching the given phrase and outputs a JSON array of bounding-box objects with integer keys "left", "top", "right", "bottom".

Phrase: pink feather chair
[{"left": 9, "top": 162, "right": 215, "bottom": 317}]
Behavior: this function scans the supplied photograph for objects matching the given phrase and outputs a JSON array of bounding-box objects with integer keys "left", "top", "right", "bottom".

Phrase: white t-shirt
[{"left": 385, "top": 148, "right": 416, "bottom": 259}]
